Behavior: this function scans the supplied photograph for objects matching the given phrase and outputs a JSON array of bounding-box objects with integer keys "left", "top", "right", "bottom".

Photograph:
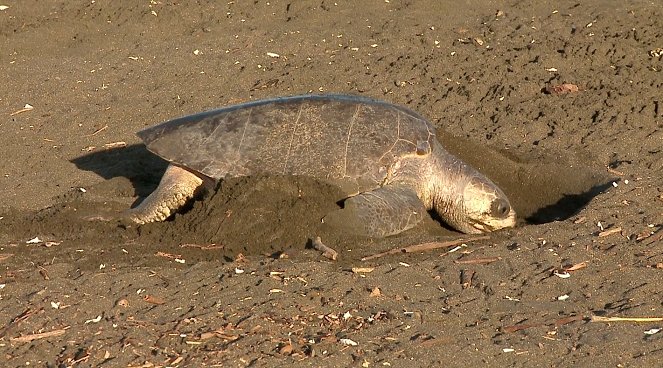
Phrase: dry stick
[
  {"left": 0, "top": 308, "right": 36, "bottom": 338},
  {"left": 598, "top": 227, "right": 622, "bottom": 237},
  {"left": 180, "top": 243, "right": 224, "bottom": 250},
  {"left": 102, "top": 141, "right": 127, "bottom": 150},
  {"left": 643, "top": 227, "right": 663, "bottom": 245},
  {"left": 606, "top": 166, "right": 625, "bottom": 176},
  {"left": 454, "top": 256, "right": 502, "bottom": 265},
  {"left": 10, "top": 329, "right": 66, "bottom": 342},
  {"left": 9, "top": 106, "right": 33, "bottom": 116},
  {"left": 502, "top": 315, "right": 584, "bottom": 333},
  {"left": 590, "top": 316, "right": 663, "bottom": 323},
  {"left": 361, "top": 235, "right": 489, "bottom": 261},
  {"left": 312, "top": 237, "right": 338, "bottom": 261},
  {"left": 85, "top": 124, "right": 108, "bottom": 137}
]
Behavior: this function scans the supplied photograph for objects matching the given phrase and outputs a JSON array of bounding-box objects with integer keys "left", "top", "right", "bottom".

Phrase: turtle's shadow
[
  {"left": 524, "top": 181, "right": 615, "bottom": 224},
  {"left": 71, "top": 144, "right": 167, "bottom": 199}
]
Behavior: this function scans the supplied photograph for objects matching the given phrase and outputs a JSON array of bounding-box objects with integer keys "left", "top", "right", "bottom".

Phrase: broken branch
[
  {"left": 454, "top": 256, "right": 502, "bottom": 265},
  {"left": 10, "top": 329, "right": 66, "bottom": 342},
  {"left": 361, "top": 236, "right": 489, "bottom": 261},
  {"left": 590, "top": 315, "right": 663, "bottom": 323}
]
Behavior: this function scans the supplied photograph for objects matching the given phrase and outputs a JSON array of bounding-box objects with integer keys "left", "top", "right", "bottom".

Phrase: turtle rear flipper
[
  {"left": 323, "top": 184, "right": 427, "bottom": 237},
  {"left": 127, "top": 164, "right": 205, "bottom": 224}
]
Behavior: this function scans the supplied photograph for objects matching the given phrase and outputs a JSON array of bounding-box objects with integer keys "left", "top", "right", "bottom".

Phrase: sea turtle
[{"left": 127, "top": 94, "right": 516, "bottom": 237}]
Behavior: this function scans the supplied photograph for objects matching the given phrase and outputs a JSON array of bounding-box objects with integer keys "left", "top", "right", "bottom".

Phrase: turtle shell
[{"left": 137, "top": 94, "right": 436, "bottom": 195}]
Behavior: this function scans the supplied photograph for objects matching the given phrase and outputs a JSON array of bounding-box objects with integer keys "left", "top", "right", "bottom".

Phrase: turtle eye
[{"left": 491, "top": 199, "right": 510, "bottom": 218}]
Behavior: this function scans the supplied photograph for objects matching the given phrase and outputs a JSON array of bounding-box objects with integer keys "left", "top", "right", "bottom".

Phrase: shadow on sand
[{"left": 71, "top": 144, "right": 168, "bottom": 200}]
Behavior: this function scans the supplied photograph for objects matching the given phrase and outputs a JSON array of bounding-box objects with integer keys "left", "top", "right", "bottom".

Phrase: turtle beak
[
  {"left": 473, "top": 208, "right": 516, "bottom": 232},
  {"left": 471, "top": 208, "right": 516, "bottom": 233}
]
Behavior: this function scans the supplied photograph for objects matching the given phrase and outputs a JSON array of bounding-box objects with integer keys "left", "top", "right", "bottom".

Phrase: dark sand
[{"left": 1, "top": 1, "right": 662, "bottom": 366}]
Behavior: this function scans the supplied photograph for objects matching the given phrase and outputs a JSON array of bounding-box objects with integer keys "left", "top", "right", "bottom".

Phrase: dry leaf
[
  {"left": 564, "top": 261, "right": 588, "bottom": 272},
  {"left": 143, "top": 295, "right": 166, "bottom": 305},
  {"left": 352, "top": 267, "right": 375, "bottom": 273},
  {"left": 278, "top": 341, "right": 294, "bottom": 355},
  {"left": 545, "top": 83, "right": 580, "bottom": 94},
  {"left": 369, "top": 287, "right": 381, "bottom": 297}
]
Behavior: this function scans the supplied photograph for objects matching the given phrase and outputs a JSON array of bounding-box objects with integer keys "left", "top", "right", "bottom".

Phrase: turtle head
[{"left": 442, "top": 175, "right": 516, "bottom": 234}]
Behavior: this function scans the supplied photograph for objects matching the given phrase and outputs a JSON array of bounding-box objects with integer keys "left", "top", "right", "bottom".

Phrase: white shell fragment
[
  {"left": 644, "top": 328, "right": 661, "bottom": 335},
  {"left": 85, "top": 315, "right": 103, "bottom": 324},
  {"left": 339, "top": 338, "right": 358, "bottom": 346},
  {"left": 26, "top": 237, "right": 42, "bottom": 244},
  {"left": 554, "top": 271, "right": 571, "bottom": 279}
]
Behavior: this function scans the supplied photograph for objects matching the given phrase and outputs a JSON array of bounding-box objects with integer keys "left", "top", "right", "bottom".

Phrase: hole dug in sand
[
  {"left": 71, "top": 135, "right": 613, "bottom": 245},
  {"left": 439, "top": 132, "right": 613, "bottom": 228}
]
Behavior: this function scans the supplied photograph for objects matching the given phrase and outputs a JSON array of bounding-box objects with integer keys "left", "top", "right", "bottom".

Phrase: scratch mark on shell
[
  {"left": 283, "top": 104, "right": 304, "bottom": 174},
  {"left": 343, "top": 105, "right": 361, "bottom": 177},
  {"left": 237, "top": 108, "right": 252, "bottom": 156}
]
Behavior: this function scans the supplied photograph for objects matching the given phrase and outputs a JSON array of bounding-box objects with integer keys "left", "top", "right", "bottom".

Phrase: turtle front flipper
[
  {"left": 323, "top": 184, "right": 427, "bottom": 237},
  {"left": 127, "top": 164, "right": 205, "bottom": 224}
]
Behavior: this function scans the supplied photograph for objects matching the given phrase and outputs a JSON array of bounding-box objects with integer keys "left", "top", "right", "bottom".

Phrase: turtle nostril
[{"left": 492, "top": 199, "right": 510, "bottom": 218}]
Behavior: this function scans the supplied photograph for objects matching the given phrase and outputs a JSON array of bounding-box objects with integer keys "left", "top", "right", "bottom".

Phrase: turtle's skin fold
[{"left": 128, "top": 94, "right": 516, "bottom": 237}]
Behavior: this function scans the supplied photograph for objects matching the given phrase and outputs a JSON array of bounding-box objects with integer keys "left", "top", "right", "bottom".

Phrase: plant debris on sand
[{"left": 1, "top": 0, "right": 662, "bottom": 366}]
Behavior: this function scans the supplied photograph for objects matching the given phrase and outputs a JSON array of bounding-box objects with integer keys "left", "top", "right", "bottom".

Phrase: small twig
[
  {"left": 642, "top": 227, "right": 663, "bottom": 245},
  {"left": 156, "top": 251, "right": 182, "bottom": 259},
  {"left": 502, "top": 315, "right": 584, "bottom": 333},
  {"left": 454, "top": 256, "right": 502, "bottom": 265},
  {"left": 180, "top": 243, "right": 224, "bottom": 250},
  {"left": 38, "top": 266, "right": 50, "bottom": 280},
  {"left": 311, "top": 237, "right": 338, "bottom": 260},
  {"left": 606, "top": 167, "right": 624, "bottom": 176},
  {"left": 351, "top": 267, "right": 375, "bottom": 273},
  {"left": 85, "top": 125, "right": 108, "bottom": 137},
  {"left": 102, "top": 141, "right": 127, "bottom": 150},
  {"left": 590, "top": 315, "right": 663, "bottom": 323},
  {"left": 554, "top": 315, "right": 586, "bottom": 327},
  {"left": 563, "top": 261, "right": 588, "bottom": 272},
  {"left": 9, "top": 104, "right": 34, "bottom": 116},
  {"left": 0, "top": 308, "right": 37, "bottom": 338},
  {"left": 598, "top": 227, "right": 622, "bottom": 237},
  {"left": 10, "top": 329, "right": 66, "bottom": 342},
  {"left": 361, "top": 235, "right": 489, "bottom": 261}
]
